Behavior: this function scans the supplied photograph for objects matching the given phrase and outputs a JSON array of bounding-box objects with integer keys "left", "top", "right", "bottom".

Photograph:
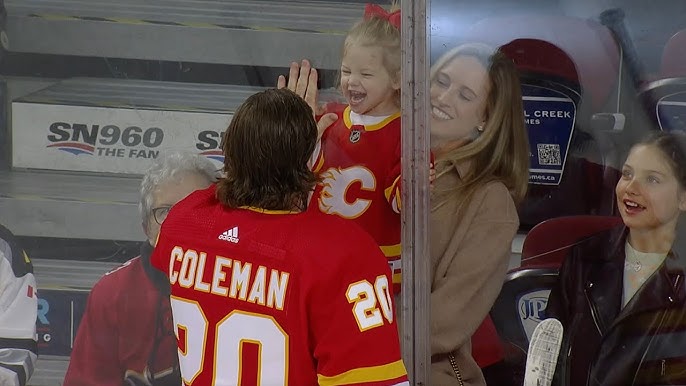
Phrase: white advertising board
[{"left": 12, "top": 102, "right": 232, "bottom": 174}]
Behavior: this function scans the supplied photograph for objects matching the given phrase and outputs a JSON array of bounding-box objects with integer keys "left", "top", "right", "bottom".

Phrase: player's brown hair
[{"left": 216, "top": 88, "right": 318, "bottom": 211}]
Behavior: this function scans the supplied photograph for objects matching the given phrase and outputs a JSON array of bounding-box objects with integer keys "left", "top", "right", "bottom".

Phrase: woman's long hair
[{"left": 431, "top": 43, "right": 530, "bottom": 210}]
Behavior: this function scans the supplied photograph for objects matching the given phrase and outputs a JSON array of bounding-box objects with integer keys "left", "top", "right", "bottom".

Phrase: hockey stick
[{"left": 523, "top": 318, "right": 564, "bottom": 386}]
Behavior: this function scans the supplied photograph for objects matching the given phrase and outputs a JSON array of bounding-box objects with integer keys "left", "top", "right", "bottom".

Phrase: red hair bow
[{"left": 364, "top": 3, "right": 401, "bottom": 29}]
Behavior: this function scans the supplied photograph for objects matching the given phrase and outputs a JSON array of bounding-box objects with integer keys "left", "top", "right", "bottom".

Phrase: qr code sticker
[{"left": 537, "top": 144, "right": 562, "bottom": 166}]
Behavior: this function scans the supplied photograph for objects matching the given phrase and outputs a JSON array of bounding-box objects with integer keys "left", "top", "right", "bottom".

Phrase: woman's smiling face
[{"left": 429, "top": 55, "right": 490, "bottom": 149}]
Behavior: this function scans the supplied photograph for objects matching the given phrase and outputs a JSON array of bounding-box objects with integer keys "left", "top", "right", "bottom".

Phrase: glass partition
[
  {"left": 4, "top": 0, "right": 685, "bottom": 384},
  {"left": 1, "top": 1, "right": 417, "bottom": 384},
  {"left": 429, "top": 0, "right": 686, "bottom": 385}
]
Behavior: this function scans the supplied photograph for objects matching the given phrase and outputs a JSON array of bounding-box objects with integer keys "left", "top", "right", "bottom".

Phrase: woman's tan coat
[{"left": 429, "top": 161, "right": 519, "bottom": 385}]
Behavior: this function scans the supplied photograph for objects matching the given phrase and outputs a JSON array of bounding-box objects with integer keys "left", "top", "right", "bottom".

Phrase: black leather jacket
[{"left": 546, "top": 225, "right": 686, "bottom": 386}]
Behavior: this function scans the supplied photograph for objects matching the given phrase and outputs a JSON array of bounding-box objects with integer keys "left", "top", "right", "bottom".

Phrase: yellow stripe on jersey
[
  {"left": 384, "top": 176, "right": 401, "bottom": 213},
  {"left": 379, "top": 243, "right": 401, "bottom": 257},
  {"left": 313, "top": 152, "right": 325, "bottom": 173},
  {"left": 318, "top": 360, "right": 407, "bottom": 386},
  {"left": 342, "top": 106, "right": 401, "bottom": 132},
  {"left": 383, "top": 175, "right": 400, "bottom": 202},
  {"left": 343, "top": 106, "right": 353, "bottom": 128},
  {"left": 392, "top": 272, "right": 402, "bottom": 285},
  {"left": 239, "top": 206, "right": 299, "bottom": 215},
  {"left": 308, "top": 139, "right": 325, "bottom": 173}
]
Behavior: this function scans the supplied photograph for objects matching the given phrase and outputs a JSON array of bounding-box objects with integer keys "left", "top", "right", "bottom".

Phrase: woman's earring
[{"left": 473, "top": 124, "right": 484, "bottom": 138}]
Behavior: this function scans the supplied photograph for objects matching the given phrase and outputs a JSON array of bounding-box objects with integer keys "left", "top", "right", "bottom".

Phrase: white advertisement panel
[{"left": 12, "top": 102, "right": 232, "bottom": 174}]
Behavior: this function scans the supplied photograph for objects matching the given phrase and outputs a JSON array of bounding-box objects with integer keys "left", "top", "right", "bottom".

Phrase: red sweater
[{"left": 63, "top": 244, "right": 179, "bottom": 386}]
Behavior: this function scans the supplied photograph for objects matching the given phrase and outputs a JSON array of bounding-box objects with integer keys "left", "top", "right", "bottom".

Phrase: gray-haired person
[{"left": 64, "top": 152, "right": 219, "bottom": 386}]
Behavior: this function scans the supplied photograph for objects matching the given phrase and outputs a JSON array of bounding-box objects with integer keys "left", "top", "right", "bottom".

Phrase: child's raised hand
[
  {"left": 316, "top": 113, "right": 338, "bottom": 141},
  {"left": 277, "top": 59, "right": 322, "bottom": 116}
]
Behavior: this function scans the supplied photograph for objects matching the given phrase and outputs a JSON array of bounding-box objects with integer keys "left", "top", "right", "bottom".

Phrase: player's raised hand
[
  {"left": 277, "top": 59, "right": 310, "bottom": 94},
  {"left": 277, "top": 59, "right": 322, "bottom": 116}
]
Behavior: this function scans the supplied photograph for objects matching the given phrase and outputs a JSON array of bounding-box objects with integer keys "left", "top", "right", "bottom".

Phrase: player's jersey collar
[{"left": 239, "top": 206, "right": 301, "bottom": 215}]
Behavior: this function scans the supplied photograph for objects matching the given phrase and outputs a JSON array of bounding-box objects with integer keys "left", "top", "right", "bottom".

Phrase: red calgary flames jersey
[
  {"left": 151, "top": 185, "right": 408, "bottom": 386},
  {"left": 310, "top": 105, "right": 402, "bottom": 291}
]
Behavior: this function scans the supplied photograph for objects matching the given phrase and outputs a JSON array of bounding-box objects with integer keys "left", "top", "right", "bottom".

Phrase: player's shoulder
[
  {"left": 165, "top": 184, "right": 220, "bottom": 229},
  {"left": 0, "top": 223, "right": 33, "bottom": 277},
  {"left": 174, "top": 184, "right": 218, "bottom": 212},
  {"left": 0, "top": 223, "right": 18, "bottom": 244},
  {"left": 298, "top": 211, "right": 383, "bottom": 256},
  {"left": 0, "top": 223, "right": 22, "bottom": 260},
  {"left": 300, "top": 210, "right": 359, "bottom": 234}
]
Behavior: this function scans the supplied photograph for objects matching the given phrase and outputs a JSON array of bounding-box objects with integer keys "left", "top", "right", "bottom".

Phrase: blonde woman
[
  {"left": 280, "top": 42, "right": 529, "bottom": 385},
  {"left": 428, "top": 43, "right": 530, "bottom": 386}
]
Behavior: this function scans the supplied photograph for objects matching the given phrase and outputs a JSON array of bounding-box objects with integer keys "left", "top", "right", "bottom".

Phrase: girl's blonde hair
[
  {"left": 432, "top": 43, "right": 530, "bottom": 208},
  {"left": 342, "top": 1, "right": 401, "bottom": 106}
]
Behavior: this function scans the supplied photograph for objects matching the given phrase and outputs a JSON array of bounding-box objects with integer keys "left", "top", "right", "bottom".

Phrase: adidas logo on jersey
[{"left": 218, "top": 226, "right": 239, "bottom": 243}]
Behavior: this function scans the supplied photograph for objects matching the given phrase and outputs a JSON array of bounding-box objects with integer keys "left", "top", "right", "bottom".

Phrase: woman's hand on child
[
  {"left": 317, "top": 113, "right": 338, "bottom": 141},
  {"left": 430, "top": 161, "right": 436, "bottom": 191}
]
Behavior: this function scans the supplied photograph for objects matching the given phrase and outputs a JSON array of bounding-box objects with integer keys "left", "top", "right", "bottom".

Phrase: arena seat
[
  {"left": 638, "top": 29, "right": 686, "bottom": 133},
  {"left": 465, "top": 16, "right": 623, "bottom": 228},
  {"left": 488, "top": 215, "right": 622, "bottom": 384},
  {"left": 467, "top": 16, "right": 622, "bottom": 375}
]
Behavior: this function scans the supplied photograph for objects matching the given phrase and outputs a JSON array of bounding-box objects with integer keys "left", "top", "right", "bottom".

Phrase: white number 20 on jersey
[
  {"left": 346, "top": 275, "right": 394, "bottom": 331},
  {"left": 170, "top": 298, "right": 288, "bottom": 385}
]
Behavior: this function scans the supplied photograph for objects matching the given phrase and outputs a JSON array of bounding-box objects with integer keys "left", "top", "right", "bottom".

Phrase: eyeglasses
[{"left": 152, "top": 206, "right": 172, "bottom": 225}]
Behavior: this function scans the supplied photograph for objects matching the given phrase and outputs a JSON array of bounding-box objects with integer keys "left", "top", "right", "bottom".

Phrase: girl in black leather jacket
[{"left": 547, "top": 131, "right": 686, "bottom": 386}]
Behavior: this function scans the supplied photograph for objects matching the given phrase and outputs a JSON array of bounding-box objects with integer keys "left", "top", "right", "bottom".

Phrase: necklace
[
  {"left": 624, "top": 260, "right": 642, "bottom": 272},
  {"left": 625, "top": 241, "right": 643, "bottom": 272}
]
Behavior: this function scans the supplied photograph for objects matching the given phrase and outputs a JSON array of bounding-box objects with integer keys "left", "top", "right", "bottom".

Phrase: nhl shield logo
[{"left": 349, "top": 130, "right": 361, "bottom": 143}]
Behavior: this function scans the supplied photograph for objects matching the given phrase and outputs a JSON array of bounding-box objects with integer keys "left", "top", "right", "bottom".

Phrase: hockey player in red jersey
[{"left": 151, "top": 88, "right": 408, "bottom": 385}]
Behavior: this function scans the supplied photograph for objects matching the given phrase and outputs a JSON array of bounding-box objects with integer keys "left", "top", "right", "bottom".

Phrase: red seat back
[
  {"left": 471, "top": 315, "right": 503, "bottom": 368},
  {"left": 500, "top": 38, "right": 579, "bottom": 86},
  {"left": 636, "top": 30, "right": 686, "bottom": 133},
  {"left": 521, "top": 215, "right": 623, "bottom": 268},
  {"left": 484, "top": 215, "right": 622, "bottom": 382},
  {"left": 466, "top": 14, "right": 620, "bottom": 112},
  {"left": 662, "top": 30, "right": 686, "bottom": 78}
]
